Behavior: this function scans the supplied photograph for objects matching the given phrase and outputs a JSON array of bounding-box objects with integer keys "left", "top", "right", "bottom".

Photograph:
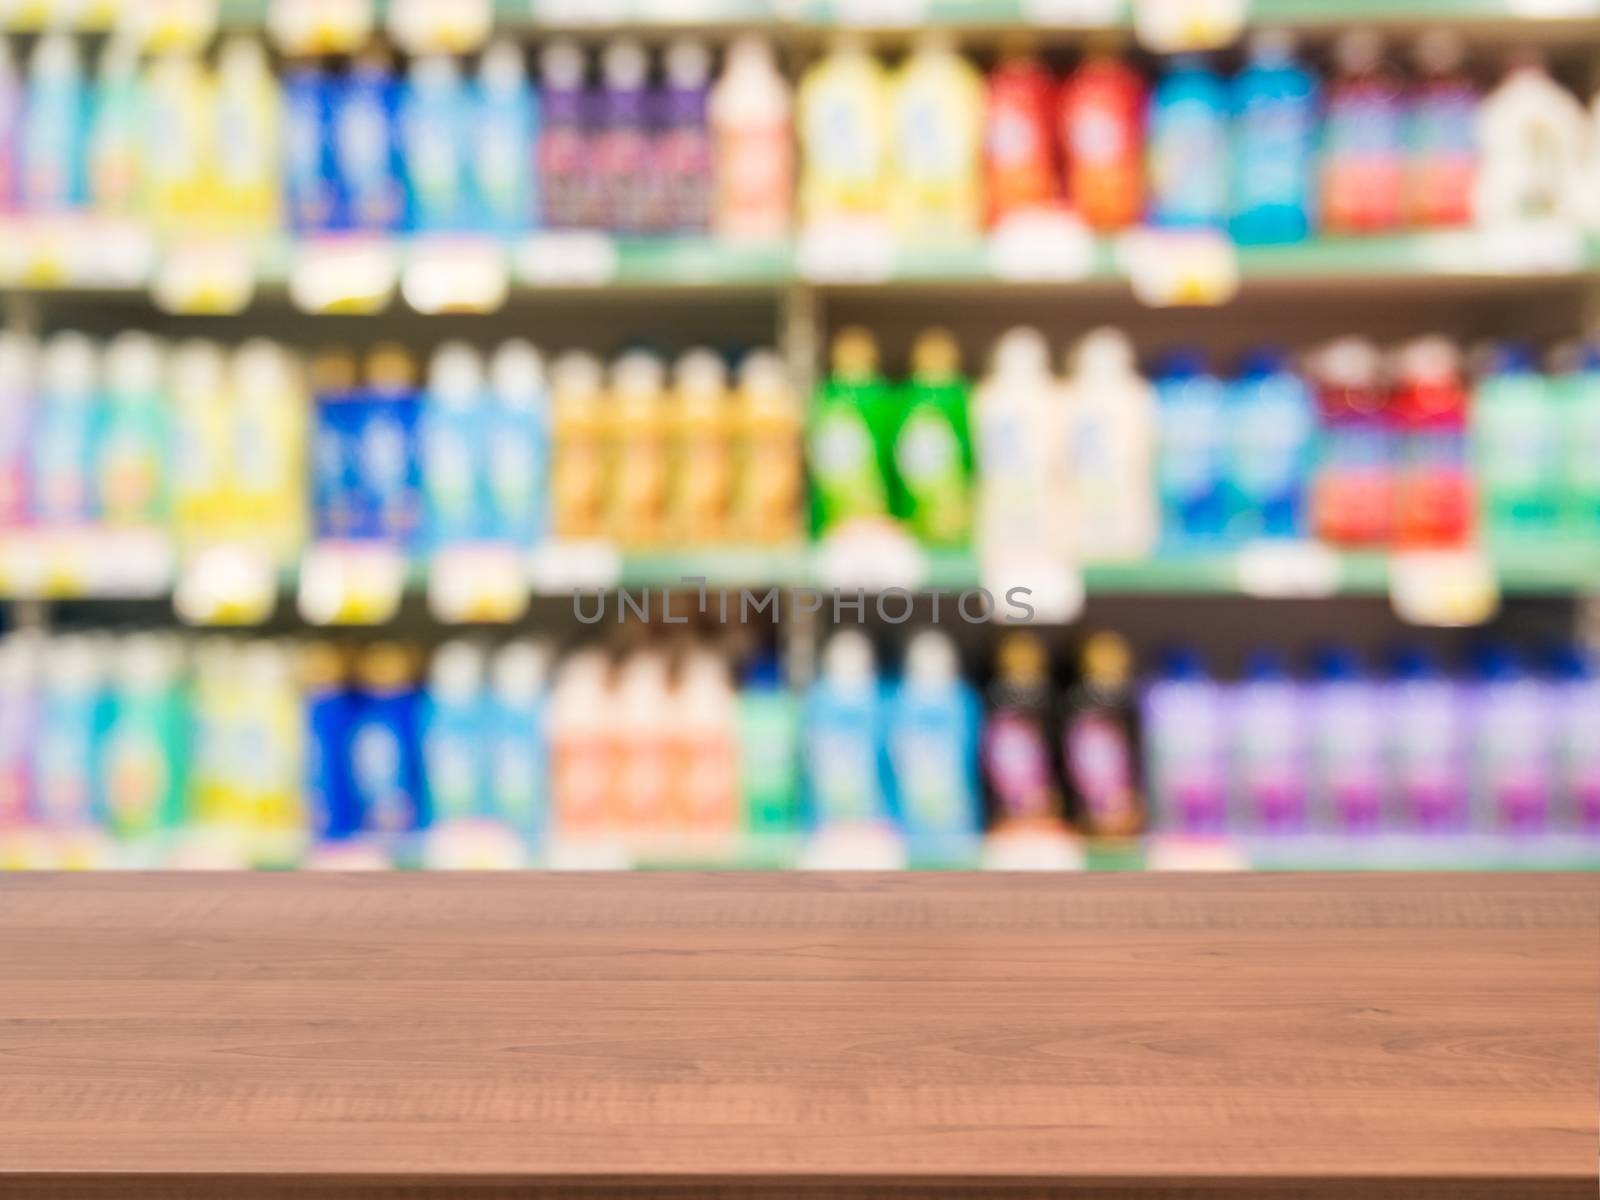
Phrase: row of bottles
[
  {"left": 799, "top": 32, "right": 1598, "bottom": 242},
  {"left": 809, "top": 325, "right": 1600, "bottom": 557},
  {"left": 0, "top": 32, "right": 793, "bottom": 239}
]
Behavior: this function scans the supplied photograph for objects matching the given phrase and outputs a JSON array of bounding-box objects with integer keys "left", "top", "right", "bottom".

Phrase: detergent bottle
[
  {"left": 805, "top": 630, "right": 889, "bottom": 828},
  {"left": 1307, "top": 646, "right": 1387, "bottom": 834},
  {"left": 1229, "top": 649, "right": 1306, "bottom": 834},
  {"left": 798, "top": 38, "right": 890, "bottom": 224},
  {"left": 1308, "top": 337, "right": 1394, "bottom": 547},
  {"left": 657, "top": 38, "right": 714, "bottom": 233},
  {"left": 420, "top": 341, "right": 488, "bottom": 550},
  {"left": 1153, "top": 350, "right": 1228, "bottom": 549},
  {"left": 212, "top": 38, "right": 281, "bottom": 233},
  {"left": 1389, "top": 336, "right": 1473, "bottom": 548},
  {"left": 97, "top": 332, "right": 168, "bottom": 527},
  {"left": 422, "top": 639, "right": 490, "bottom": 826},
  {"left": 401, "top": 54, "right": 473, "bottom": 232},
  {"left": 1146, "top": 55, "right": 1227, "bottom": 229},
  {"left": 1387, "top": 645, "right": 1468, "bottom": 832},
  {"left": 984, "top": 46, "right": 1059, "bottom": 224},
  {"left": 893, "top": 328, "right": 973, "bottom": 547},
  {"left": 595, "top": 39, "right": 652, "bottom": 234},
  {"left": 486, "top": 640, "right": 551, "bottom": 842},
  {"left": 1224, "top": 348, "right": 1316, "bottom": 541},
  {"left": 1061, "top": 631, "right": 1144, "bottom": 838},
  {"left": 974, "top": 327, "right": 1062, "bottom": 560},
  {"left": 888, "top": 629, "right": 981, "bottom": 849},
  {"left": 549, "top": 351, "right": 608, "bottom": 541},
  {"left": 888, "top": 34, "right": 984, "bottom": 242},
  {"left": 1474, "top": 342, "right": 1561, "bottom": 542},
  {"left": 1407, "top": 30, "right": 1477, "bottom": 227},
  {"left": 86, "top": 38, "right": 144, "bottom": 219},
  {"left": 982, "top": 631, "right": 1061, "bottom": 826},
  {"left": 710, "top": 36, "right": 792, "bottom": 240},
  {"left": 1556, "top": 343, "right": 1600, "bottom": 539},
  {"left": 537, "top": 40, "right": 592, "bottom": 230},
  {"left": 1228, "top": 31, "right": 1318, "bottom": 245},
  {"left": 486, "top": 340, "right": 549, "bottom": 548},
  {"left": 142, "top": 52, "right": 215, "bottom": 230},
  {"left": 808, "top": 327, "right": 893, "bottom": 535},
  {"left": 20, "top": 34, "right": 88, "bottom": 212},
  {"left": 1143, "top": 648, "right": 1227, "bottom": 835},
  {"left": 1057, "top": 42, "right": 1144, "bottom": 231},
  {"left": 668, "top": 348, "right": 733, "bottom": 546},
  {"left": 474, "top": 40, "right": 537, "bottom": 234},
  {"left": 733, "top": 350, "right": 802, "bottom": 545},
  {"left": 1321, "top": 31, "right": 1406, "bottom": 234},
  {"left": 1059, "top": 327, "right": 1156, "bottom": 562},
  {"left": 32, "top": 331, "right": 100, "bottom": 527},
  {"left": 608, "top": 350, "right": 670, "bottom": 547}
]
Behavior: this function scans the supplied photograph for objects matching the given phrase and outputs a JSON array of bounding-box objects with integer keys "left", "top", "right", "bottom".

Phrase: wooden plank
[{"left": 0, "top": 873, "right": 1593, "bottom": 1199}]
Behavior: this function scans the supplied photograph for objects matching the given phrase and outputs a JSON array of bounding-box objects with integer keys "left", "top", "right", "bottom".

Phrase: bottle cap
[
  {"left": 1387, "top": 644, "right": 1440, "bottom": 680},
  {"left": 1156, "top": 348, "right": 1208, "bottom": 379},
  {"left": 1237, "top": 347, "right": 1287, "bottom": 378},
  {"left": 104, "top": 332, "right": 166, "bottom": 398},
  {"left": 1394, "top": 335, "right": 1461, "bottom": 384},
  {"left": 603, "top": 39, "right": 649, "bottom": 89},
  {"left": 674, "top": 348, "right": 727, "bottom": 400},
  {"left": 910, "top": 328, "right": 961, "bottom": 381},
  {"left": 411, "top": 54, "right": 462, "bottom": 89},
  {"left": 724, "top": 35, "right": 777, "bottom": 75},
  {"left": 737, "top": 349, "right": 788, "bottom": 399},
  {"left": 45, "top": 635, "right": 103, "bottom": 693},
  {"left": 492, "top": 640, "right": 552, "bottom": 701},
  {"left": 116, "top": 633, "right": 184, "bottom": 692},
  {"left": 357, "top": 643, "right": 416, "bottom": 691},
  {"left": 300, "top": 642, "right": 348, "bottom": 691},
  {"left": 241, "top": 641, "right": 293, "bottom": 690},
  {"left": 365, "top": 343, "right": 418, "bottom": 393},
  {"left": 996, "top": 631, "right": 1048, "bottom": 685},
  {"left": 831, "top": 327, "right": 880, "bottom": 379},
  {"left": 218, "top": 36, "right": 270, "bottom": 77},
  {"left": 169, "top": 339, "right": 228, "bottom": 402},
  {"left": 1070, "top": 327, "right": 1137, "bottom": 378},
  {"left": 1313, "top": 645, "right": 1363, "bottom": 681},
  {"left": 666, "top": 38, "right": 711, "bottom": 87},
  {"left": 480, "top": 39, "right": 527, "bottom": 91},
  {"left": 904, "top": 629, "right": 958, "bottom": 687},
  {"left": 821, "top": 629, "right": 875, "bottom": 688},
  {"left": 1159, "top": 646, "right": 1206, "bottom": 680},
  {"left": 42, "top": 332, "right": 98, "bottom": 398},
  {"left": 612, "top": 350, "right": 665, "bottom": 400},
  {"left": 310, "top": 348, "right": 359, "bottom": 396},
  {"left": 1080, "top": 631, "right": 1133, "bottom": 688},
  {"left": 351, "top": 38, "right": 397, "bottom": 76},
  {"left": 1242, "top": 648, "right": 1288, "bottom": 681},
  {"left": 31, "top": 33, "right": 80, "bottom": 79},
  {"left": 1312, "top": 337, "right": 1382, "bottom": 387},
  {"left": 233, "top": 339, "right": 301, "bottom": 399},
  {"left": 427, "top": 341, "right": 486, "bottom": 408},
  {"left": 551, "top": 351, "right": 603, "bottom": 399},
  {"left": 991, "top": 327, "right": 1050, "bottom": 378},
  {"left": 490, "top": 340, "right": 545, "bottom": 405},
  {"left": 1488, "top": 342, "right": 1536, "bottom": 374},
  {"left": 540, "top": 40, "right": 586, "bottom": 89},
  {"left": 429, "top": 640, "right": 486, "bottom": 700}
]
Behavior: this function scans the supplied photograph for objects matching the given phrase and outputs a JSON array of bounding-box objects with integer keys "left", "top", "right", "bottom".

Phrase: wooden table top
[{"left": 0, "top": 872, "right": 1595, "bottom": 1200}]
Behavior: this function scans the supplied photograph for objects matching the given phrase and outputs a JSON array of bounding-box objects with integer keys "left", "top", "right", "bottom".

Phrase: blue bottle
[
  {"left": 486, "top": 641, "right": 551, "bottom": 841},
  {"left": 1142, "top": 647, "right": 1227, "bottom": 834},
  {"left": 20, "top": 34, "right": 87, "bottom": 212},
  {"left": 486, "top": 340, "right": 549, "bottom": 547},
  {"left": 1154, "top": 351, "right": 1228, "bottom": 549},
  {"left": 1386, "top": 645, "right": 1467, "bottom": 833},
  {"left": 420, "top": 342, "right": 488, "bottom": 550},
  {"left": 303, "top": 644, "right": 360, "bottom": 842},
  {"left": 350, "top": 644, "right": 426, "bottom": 835},
  {"left": 310, "top": 350, "right": 368, "bottom": 540},
  {"left": 35, "top": 635, "right": 106, "bottom": 827},
  {"left": 31, "top": 332, "right": 100, "bottom": 526},
  {"left": 474, "top": 40, "right": 538, "bottom": 235},
  {"left": 1228, "top": 31, "right": 1318, "bottom": 245},
  {"left": 333, "top": 45, "right": 406, "bottom": 233},
  {"left": 1230, "top": 649, "right": 1306, "bottom": 833},
  {"left": 283, "top": 64, "right": 337, "bottom": 233},
  {"left": 887, "top": 631, "right": 981, "bottom": 852},
  {"left": 1146, "top": 55, "right": 1227, "bottom": 229},
  {"left": 1307, "top": 647, "right": 1386, "bottom": 834},
  {"left": 804, "top": 631, "right": 890, "bottom": 829},
  {"left": 421, "top": 641, "right": 490, "bottom": 826},
  {"left": 401, "top": 55, "right": 473, "bottom": 233},
  {"left": 361, "top": 346, "right": 423, "bottom": 549},
  {"left": 1225, "top": 348, "right": 1316, "bottom": 540}
]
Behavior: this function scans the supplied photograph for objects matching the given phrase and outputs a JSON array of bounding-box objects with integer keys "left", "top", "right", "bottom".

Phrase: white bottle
[
  {"left": 168, "top": 339, "right": 231, "bottom": 543},
  {"left": 486, "top": 340, "right": 549, "bottom": 548},
  {"left": 212, "top": 38, "right": 282, "bottom": 233},
  {"left": 711, "top": 36, "right": 792, "bottom": 241},
  {"left": 1060, "top": 327, "right": 1157, "bottom": 562},
  {"left": 974, "top": 327, "right": 1065, "bottom": 562},
  {"left": 614, "top": 650, "right": 671, "bottom": 833},
  {"left": 1475, "top": 51, "right": 1588, "bottom": 228},
  {"left": 669, "top": 647, "right": 738, "bottom": 833},
  {"left": 548, "top": 648, "right": 614, "bottom": 837}
]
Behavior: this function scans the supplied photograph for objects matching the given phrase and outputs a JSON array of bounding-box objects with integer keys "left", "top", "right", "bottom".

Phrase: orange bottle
[{"left": 1058, "top": 48, "right": 1145, "bottom": 231}]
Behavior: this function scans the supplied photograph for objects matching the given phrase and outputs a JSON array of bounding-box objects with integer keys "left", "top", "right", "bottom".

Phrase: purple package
[
  {"left": 1386, "top": 647, "right": 1468, "bottom": 833},
  {"left": 1308, "top": 648, "right": 1385, "bottom": 834},
  {"left": 1229, "top": 652, "right": 1306, "bottom": 834},
  {"left": 1143, "top": 650, "right": 1228, "bottom": 835},
  {"left": 1471, "top": 647, "right": 1553, "bottom": 836}
]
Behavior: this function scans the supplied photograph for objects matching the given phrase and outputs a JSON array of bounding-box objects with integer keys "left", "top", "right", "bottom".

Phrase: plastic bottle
[
  {"left": 1060, "top": 327, "right": 1156, "bottom": 562},
  {"left": 1308, "top": 337, "right": 1394, "bottom": 546},
  {"left": 1228, "top": 31, "right": 1318, "bottom": 245},
  {"left": 1321, "top": 31, "right": 1405, "bottom": 234},
  {"left": 549, "top": 648, "right": 616, "bottom": 834},
  {"left": 1057, "top": 43, "right": 1144, "bottom": 231},
  {"left": 1474, "top": 51, "right": 1588, "bottom": 227},
  {"left": 733, "top": 350, "right": 801, "bottom": 545},
  {"left": 97, "top": 332, "right": 169, "bottom": 527},
  {"left": 1145, "top": 55, "right": 1227, "bottom": 229},
  {"left": 710, "top": 36, "right": 792, "bottom": 241},
  {"left": 1229, "top": 649, "right": 1305, "bottom": 833},
  {"left": 302, "top": 642, "right": 359, "bottom": 841},
  {"left": 1307, "top": 647, "right": 1386, "bottom": 834},
  {"left": 974, "top": 327, "right": 1063, "bottom": 561},
  {"left": 737, "top": 652, "right": 800, "bottom": 836},
  {"left": 1142, "top": 647, "right": 1226, "bottom": 834},
  {"left": 0, "top": 41, "right": 19, "bottom": 210},
  {"left": 537, "top": 40, "right": 592, "bottom": 230},
  {"left": 232, "top": 340, "right": 308, "bottom": 562},
  {"left": 0, "top": 333, "right": 31, "bottom": 525},
  {"left": 798, "top": 38, "right": 890, "bottom": 223},
  {"left": 888, "top": 34, "right": 984, "bottom": 242},
  {"left": 34, "top": 635, "right": 104, "bottom": 827},
  {"left": 486, "top": 640, "right": 550, "bottom": 841},
  {"left": 613, "top": 649, "right": 672, "bottom": 832},
  {"left": 0, "top": 633, "right": 39, "bottom": 827},
  {"left": 350, "top": 643, "right": 425, "bottom": 836},
  {"left": 361, "top": 344, "right": 424, "bottom": 547},
  {"left": 1153, "top": 351, "right": 1228, "bottom": 549},
  {"left": 549, "top": 351, "right": 608, "bottom": 541},
  {"left": 1556, "top": 344, "right": 1600, "bottom": 538},
  {"left": 893, "top": 328, "right": 973, "bottom": 547},
  {"left": 887, "top": 630, "right": 980, "bottom": 848},
  {"left": 1470, "top": 645, "right": 1552, "bottom": 834},
  {"left": 608, "top": 350, "right": 670, "bottom": 548},
  {"left": 805, "top": 630, "right": 889, "bottom": 828},
  {"left": 474, "top": 40, "right": 537, "bottom": 235},
  {"left": 668, "top": 647, "right": 739, "bottom": 834},
  {"left": 982, "top": 631, "right": 1061, "bottom": 826},
  {"left": 1061, "top": 631, "right": 1143, "bottom": 838},
  {"left": 486, "top": 340, "right": 549, "bottom": 548},
  {"left": 283, "top": 62, "right": 337, "bottom": 233},
  {"left": 401, "top": 55, "right": 472, "bottom": 233},
  {"left": 99, "top": 635, "right": 187, "bottom": 841},
  {"left": 669, "top": 349, "right": 733, "bottom": 546},
  {"left": 422, "top": 640, "right": 489, "bottom": 826},
  {"left": 1474, "top": 343, "right": 1561, "bottom": 542},
  {"left": 86, "top": 39, "right": 144, "bottom": 219},
  {"left": 657, "top": 38, "right": 714, "bottom": 234},
  {"left": 31, "top": 332, "right": 99, "bottom": 526},
  {"left": 1388, "top": 336, "right": 1473, "bottom": 548},
  {"left": 1550, "top": 647, "right": 1600, "bottom": 833},
  {"left": 20, "top": 34, "right": 88, "bottom": 212},
  {"left": 309, "top": 349, "right": 362, "bottom": 541},
  {"left": 420, "top": 342, "right": 488, "bottom": 550},
  {"left": 595, "top": 39, "right": 652, "bottom": 234},
  {"left": 142, "top": 52, "right": 214, "bottom": 229},
  {"left": 234, "top": 641, "right": 305, "bottom": 843},
  {"left": 983, "top": 48, "right": 1059, "bottom": 225},
  {"left": 334, "top": 43, "right": 406, "bottom": 232},
  {"left": 212, "top": 38, "right": 281, "bottom": 233},
  {"left": 1406, "top": 30, "right": 1477, "bottom": 228},
  {"left": 1225, "top": 348, "right": 1316, "bottom": 541},
  {"left": 1386, "top": 645, "right": 1467, "bottom": 832},
  {"left": 808, "top": 327, "right": 893, "bottom": 535}
]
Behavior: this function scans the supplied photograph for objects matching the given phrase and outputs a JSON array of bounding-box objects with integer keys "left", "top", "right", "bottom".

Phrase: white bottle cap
[
  {"left": 0, "top": 332, "right": 37, "bottom": 394},
  {"left": 603, "top": 39, "right": 648, "bottom": 90},
  {"left": 428, "top": 341, "right": 486, "bottom": 409},
  {"left": 674, "top": 348, "right": 726, "bottom": 399},
  {"left": 904, "top": 629, "right": 958, "bottom": 688},
  {"left": 737, "top": 349, "right": 787, "bottom": 395},
  {"left": 42, "top": 332, "right": 98, "bottom": 399},
  {"left": 492, "top": 640, "right": 552, "bottom": 703},
  {"left": 1394, "top": 335, "right": 1461, "bottom": 384},
  {"left": 31, "top": 33, "right": 80, "bottom": 80},
  {"left": 240, "top": 641, "right": 292, "bottom": 690},
  {"left": 1336, "top": 29, "right": 1384, "bottom": 73},
  {"left": 115, "top": 633, "right": 185, "bottom": 692},
  {"left": 724, "top": 35, "right": 777, "bottom": 76},
  {"left": 551, "top": 350, "right": 603, "bottom": 400},
  {"left": 489, "top": 340, "right": 546, "bottom": 406},
  {"left": 1071, "top": 327, "right": 1137, "bottom": 379},
  {"left": 45, "top": 634, "right": 104, "bottom": 694},
  {"left": 540, "top": 40, "right": 586, "bottom": 89},
  {"left": 430, "top": 639, "right": 487, "bottom": 701},
  {"left": 553, "top": 646, "right": 610, "bottom": 705},
  {"left": 666, "top": 38, "right": 711, "bottom": 88},
  {"left": 1313, "top": 337, "right": 1383, "bottom": 387},
  {"left": 411, "top": 54, "right": 461, "bottom": 90},
  {"left": 233, "top": 339, "right": 300, "bottom": 398},
  {"left": 169, "top": 339, "right": 228, "bottom": 401},
  {"left": 217, "top": 36, "right": 270, "bottom": 78},
  {"left": 992, "top": 327, "right": 1051, "bottom": 378},
  {"left": 617, "top": 650, "right": 669, "bottom": 715},
  {"left": 104, "top": 332, "right": 166, "bottom": 398},
  {"left": 480, "top": 39, "right": 527, "bottom": 91},
  {"left": 822, "top": 629, "right": 875, "bottom": 690},
  {"left": 612, "top": 350, "right": 665, "bottom": 400}
]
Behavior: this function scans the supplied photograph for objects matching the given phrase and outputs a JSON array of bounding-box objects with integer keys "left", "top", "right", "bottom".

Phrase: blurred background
[{"left": 0, "top": 0, "right": 1598, "bottom": 871}]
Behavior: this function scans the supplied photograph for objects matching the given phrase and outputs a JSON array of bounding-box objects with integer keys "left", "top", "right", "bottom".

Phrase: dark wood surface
[{"left": 0, "top": 872, "right": 1594, "bottom": 1199}]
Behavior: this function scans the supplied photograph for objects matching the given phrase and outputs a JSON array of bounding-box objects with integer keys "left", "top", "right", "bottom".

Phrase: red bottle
[
  {"left": 1321, "top": 31, "right": 1406, "bottom": 235},
  {"left": 984, "top": 52, "right": 1060, "bottom": 226},
  {"left": 1057, "top": 50, "right": 1145, "bottom": 231},
  {"left": 1310, "top": 338, "right": 1395, "bottom": 546},
  {"left": 1389, "top": 337, "right": 1473, "bottom": 547}
]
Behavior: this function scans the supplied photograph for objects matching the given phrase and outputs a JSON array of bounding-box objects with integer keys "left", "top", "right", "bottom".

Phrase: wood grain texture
[{"left": 0, "top": 872, "right": 1594, "bottom": 1200}]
